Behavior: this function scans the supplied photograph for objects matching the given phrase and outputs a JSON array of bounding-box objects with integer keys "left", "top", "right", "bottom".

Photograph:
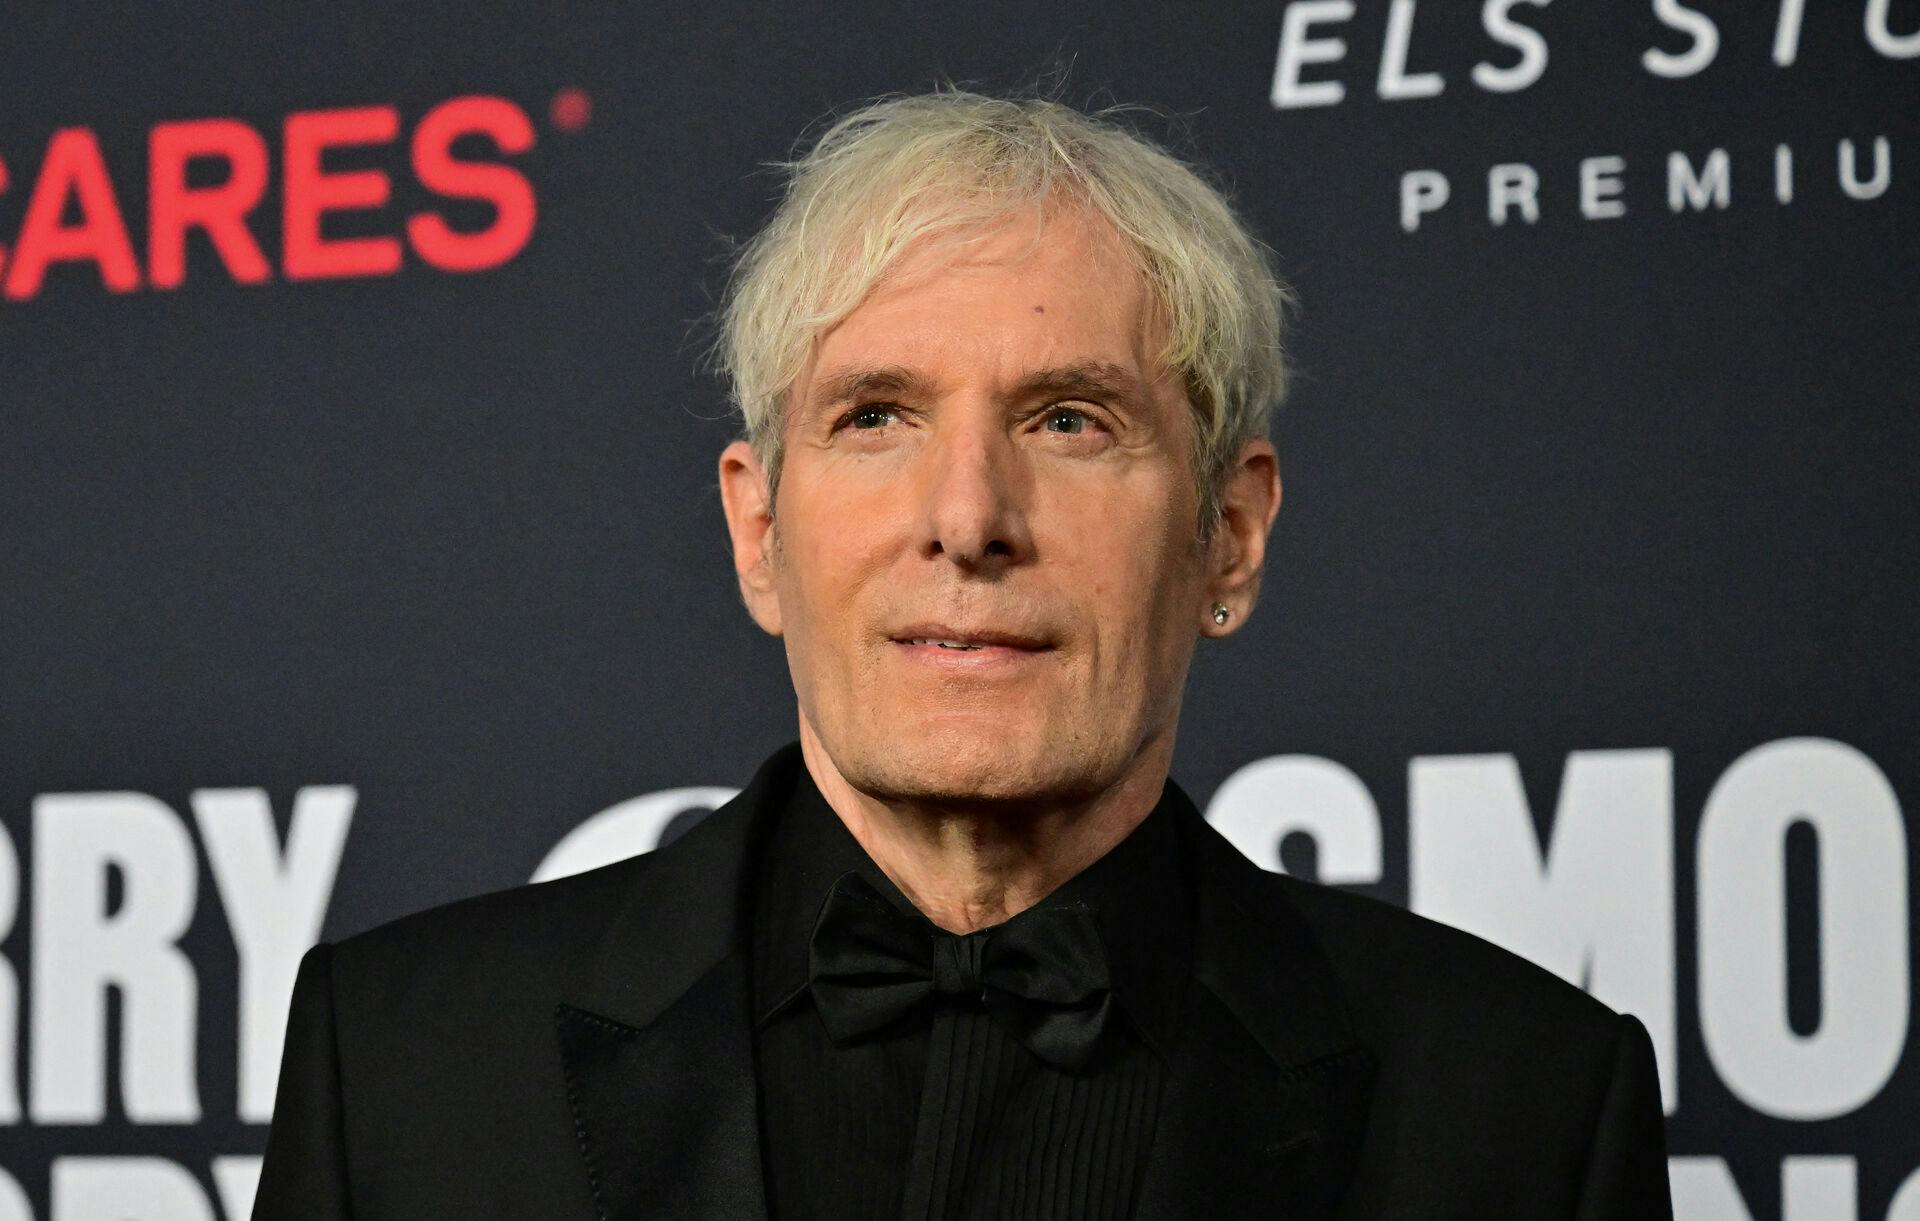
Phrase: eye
[
  {"left": 1041, "top": 407, "right": 1094, "bottom": 435},
  {"left": 845, "top": 403, "right": 899, "bottom": 430}
]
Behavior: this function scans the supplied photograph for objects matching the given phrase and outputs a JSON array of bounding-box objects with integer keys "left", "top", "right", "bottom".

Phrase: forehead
[{"left": 801, "top": 205, "right": 1166, "bottom": 403}]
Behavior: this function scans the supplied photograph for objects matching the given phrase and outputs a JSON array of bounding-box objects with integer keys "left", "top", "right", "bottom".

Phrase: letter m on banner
[{"left": 1409, "top": 751, "right": 1677, "bottom": 1112}]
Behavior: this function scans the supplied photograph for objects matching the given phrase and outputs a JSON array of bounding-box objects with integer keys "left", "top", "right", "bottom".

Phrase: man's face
[{"left": 721, "top": 205, "right": 1263, "bottom": 807}]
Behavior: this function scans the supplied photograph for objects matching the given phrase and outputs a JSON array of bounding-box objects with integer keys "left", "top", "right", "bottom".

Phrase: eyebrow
[
  {"left": 1014, "top": 361, "right": 1142, "bottom": 406},
  {"left": 807, "top": 360, "right": 1144, "bottom": 414},
  {"left": 810, "top": 365, "right": 932, "bottom": 412}
]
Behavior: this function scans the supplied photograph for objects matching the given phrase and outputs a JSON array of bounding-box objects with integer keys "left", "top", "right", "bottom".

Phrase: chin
[{"left": 838, "top": 712, "right": 1117, "bottom": 807}]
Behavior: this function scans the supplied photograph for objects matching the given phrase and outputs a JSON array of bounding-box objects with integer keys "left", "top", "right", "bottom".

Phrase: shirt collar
[{"left": 749, "top": 758, "right": 1196, "bottom": 1059}]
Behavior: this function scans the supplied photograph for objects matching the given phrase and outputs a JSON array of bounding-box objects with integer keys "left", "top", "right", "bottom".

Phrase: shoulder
[
  {"left": 1257, "top": 869, "right": 1626, "bottom": 1059},
  {"left": 312, "top": 760, "right": 776, "bottom": 1034},
  {"left": 1273, "top": 871, "right": 1624, "bottom": 1037},
  {"left": 321, "top": 846, "right": 662, "bottom": 1020},
  {"left": 1239, "top": 873, "right": 1669, "bottom": 1211},
  {"left": 341, "top": 846, "right": 651, "bottom": 954},
  {"left": 1184, "top": 800, "right": 1624, "bottom": 1051}
]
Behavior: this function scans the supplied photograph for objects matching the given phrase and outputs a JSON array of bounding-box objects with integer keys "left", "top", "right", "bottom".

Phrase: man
[{"left": 254, "top": 90, "right": 1671, "bottom": 1218}]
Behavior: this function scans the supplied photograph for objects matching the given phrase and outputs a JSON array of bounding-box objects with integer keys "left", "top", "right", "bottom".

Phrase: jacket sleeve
[
  {"left": 1575, "top": 1012, "right": 1673, "bottom": 1220},
  {"left": 253, "top": 942, "right": 353, "bottom": 1219}
]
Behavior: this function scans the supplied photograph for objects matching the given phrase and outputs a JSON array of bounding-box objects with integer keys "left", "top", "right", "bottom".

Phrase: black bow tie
[{"left": 807, "top": 870, "right": 1115, "bottom": 1071}]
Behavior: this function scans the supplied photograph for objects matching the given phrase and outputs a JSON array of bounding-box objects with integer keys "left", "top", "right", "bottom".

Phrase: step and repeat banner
[{"left": 2, "top": 3, "right": 1914, "bottom": 1218}]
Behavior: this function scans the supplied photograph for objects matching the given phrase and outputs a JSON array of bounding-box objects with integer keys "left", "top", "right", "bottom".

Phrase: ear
[
  {"left": 1201, "top": 436, "right": 1282, "bottom": 637},
  {"left": 718, "top": 440, "right": 783, "bottom": 636}
]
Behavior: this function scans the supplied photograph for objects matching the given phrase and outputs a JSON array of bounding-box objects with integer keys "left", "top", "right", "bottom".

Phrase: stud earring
[{"left": 1211, "top": 603, "right": 1231, "bottom": 626}]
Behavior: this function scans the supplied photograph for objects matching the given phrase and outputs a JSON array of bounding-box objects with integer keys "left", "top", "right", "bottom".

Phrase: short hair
[{"left": 713, "top": 87, "right": 1293, "bottom": 528}]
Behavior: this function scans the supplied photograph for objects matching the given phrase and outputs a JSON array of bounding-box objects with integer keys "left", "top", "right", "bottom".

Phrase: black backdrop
[{"left": 3, "top": 3, "right": 1915, "bottom": 1217}]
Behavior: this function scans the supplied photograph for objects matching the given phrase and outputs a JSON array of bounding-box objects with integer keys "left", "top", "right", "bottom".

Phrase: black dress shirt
[{"left": 749, "top": 767, "right": 1197, "bottom": 1221}]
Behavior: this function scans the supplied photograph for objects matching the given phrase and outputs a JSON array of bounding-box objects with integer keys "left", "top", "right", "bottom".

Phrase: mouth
[{"left": 889, "top": 625, "right": 1055, "bottom": 654}]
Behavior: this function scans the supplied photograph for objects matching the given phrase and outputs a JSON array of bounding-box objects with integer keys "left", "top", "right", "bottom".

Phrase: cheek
[
  {"left": 776, "top": 489, "right": 899, "bottom": 640},
  {"left": 1044, "top": 482, "right": 1200, "bottom": 652},
  {"left": 1061, "top": 469, "right": 1195, "bottom": 571}
]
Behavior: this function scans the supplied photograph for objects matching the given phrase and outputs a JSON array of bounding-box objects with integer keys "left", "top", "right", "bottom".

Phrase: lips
[{"left": 889, "top": 624, "right": 1054, "bottom": 652}]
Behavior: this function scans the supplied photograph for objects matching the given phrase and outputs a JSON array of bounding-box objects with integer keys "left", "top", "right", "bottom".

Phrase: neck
[{"left": 795, "top": 716, "right": 1174, "bottom": 934}]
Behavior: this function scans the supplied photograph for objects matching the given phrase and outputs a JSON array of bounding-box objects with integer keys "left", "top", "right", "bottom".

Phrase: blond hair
[{"left": 714, "top": 88, "right": 1292, "bottom": 527}]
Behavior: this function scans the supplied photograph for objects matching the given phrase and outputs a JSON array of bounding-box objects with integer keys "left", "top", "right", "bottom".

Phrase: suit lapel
[
  {"left": 1133, "top": 802, "right": 1377, "bottom": 1220},
  {"left": 554, "top": 748, "right": 803, "bottom": 1221}
]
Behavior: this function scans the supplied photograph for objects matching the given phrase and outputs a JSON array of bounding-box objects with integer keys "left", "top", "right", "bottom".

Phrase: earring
[{"left": 1211, "top": 603, "right": 1231, "bottom": 626}]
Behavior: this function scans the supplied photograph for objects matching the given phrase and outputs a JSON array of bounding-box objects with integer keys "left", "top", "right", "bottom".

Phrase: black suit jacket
[{"left": 254, "top": 746, "right": 1672, "bottom": 1219}]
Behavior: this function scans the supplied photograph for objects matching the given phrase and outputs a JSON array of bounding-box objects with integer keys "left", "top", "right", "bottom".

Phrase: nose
[{"left": 914, "top": 415, "right": 1033, "bottom": 571}]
